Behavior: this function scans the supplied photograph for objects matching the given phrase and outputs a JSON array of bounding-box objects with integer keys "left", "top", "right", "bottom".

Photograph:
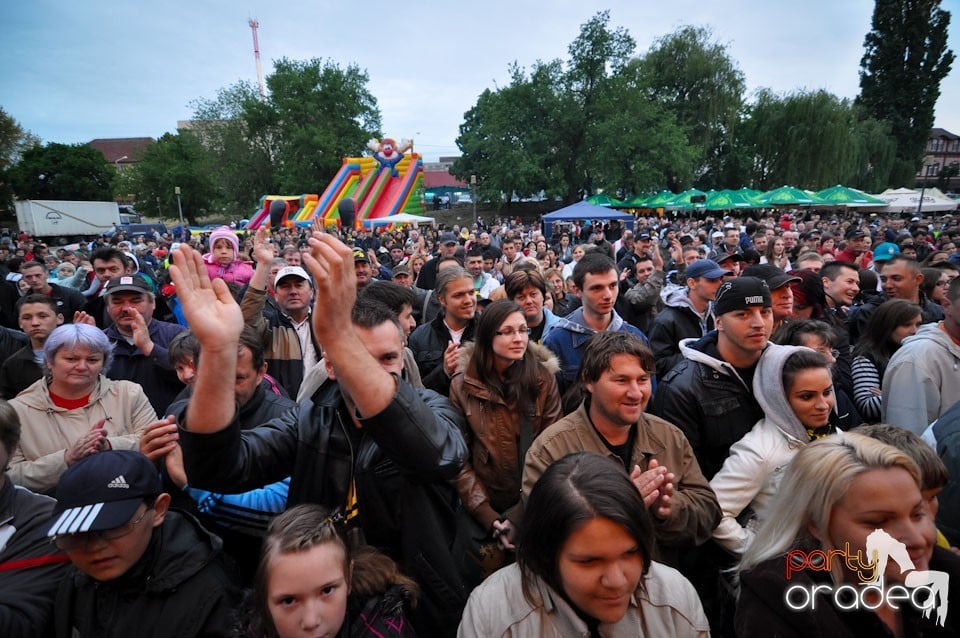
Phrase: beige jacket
[
  {"left": 458, "top": 561, "right": 709, "bottom": 637},
  {"left": 522, "top": 403, "right": 720, "bottom": 562},
  {"left": 9, "top": 376, "right": 156, "bottom": 493}
]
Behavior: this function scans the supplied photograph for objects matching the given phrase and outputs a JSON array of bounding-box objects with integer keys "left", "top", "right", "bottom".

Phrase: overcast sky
[{"left": 2, "top": 0, "right": 958, "bottom": 163}]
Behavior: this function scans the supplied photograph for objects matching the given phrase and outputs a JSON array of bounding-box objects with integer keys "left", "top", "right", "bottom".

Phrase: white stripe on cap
[
  {"left": 52, "top": 507, "right": 83, "bottom": 536},
  {"left": 48, "top": 509, "right": 75, "bottom": 536},
  {"left": 65, "top": 505, "right": 94, "bottom": 534},
  {"left": 76, "top": 503, "right": 103, "bottom": 532}
]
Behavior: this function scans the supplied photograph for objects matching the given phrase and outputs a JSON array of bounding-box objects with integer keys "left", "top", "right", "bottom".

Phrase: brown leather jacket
[{"left": 450, "top": 343, "right": 561, "bottom": 530}]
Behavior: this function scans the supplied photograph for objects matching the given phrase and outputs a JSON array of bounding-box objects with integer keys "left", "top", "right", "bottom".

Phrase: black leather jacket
[
  {"left": 178, "top": 378, "right": 470, "bottom": 637},
  {"left": 650, "top": 332, "right": 766, "bottom": 480}
]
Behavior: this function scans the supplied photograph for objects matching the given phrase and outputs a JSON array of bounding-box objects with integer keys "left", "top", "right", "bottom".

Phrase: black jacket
[
  {"left": 104, "top": 319, "right": 186, "bottom": 415},
  {"left": 647, "top": 289, "right": 714, "bottom": 380},
  {"left": 0, "top": 345, "right": 42, "bottom": 399},
  {"left": 53, "top": 510, "right": 239, "bottom": 638},
  {"left": 408, "top": 313, "right": 477, "bottom": 395},
  {"left": 737, "top": 545, "right": 960, "bottom": 638},
  {"left": 650, "top": 332, "right": 766, "bottom": 480},
  {"left": 178, "top": 379, "right": 470, "bottom": 637},
  {"left": 0, "top": 478, "right": 70, "bottom": 637}
]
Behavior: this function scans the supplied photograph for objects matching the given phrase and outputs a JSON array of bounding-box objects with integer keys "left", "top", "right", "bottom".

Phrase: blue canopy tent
[{"left": 541, "top": 200, "right": 635, "bottom": 239}]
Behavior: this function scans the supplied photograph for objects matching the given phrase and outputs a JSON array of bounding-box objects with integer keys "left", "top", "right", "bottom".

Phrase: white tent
[
  {"left": 874, "top": 188, "right": 958, "bottom": 213},
  {"left": 362, "top": 213, "right": 436, "bottom": 227}
]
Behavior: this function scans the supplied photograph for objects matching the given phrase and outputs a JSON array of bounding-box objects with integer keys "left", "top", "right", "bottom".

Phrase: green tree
[
  {"left": 8, "top": 143, "right": 114, "bottom": 201},
  {"left": 454, "top": 62, "right": 565, "bottom": 206},
  {"left": 125, "top": 131, "right": 215, "bottom": 225},
  {"left": 857, "top": 0, "right": 955, "bottom": 185},
  {"left": 634, "top": 26, "right": 746, "bottom": 188},
  {"left": 190, "top": 81, "right": 276, "bottom": 215},
  {"left": 266, "top": 58, "right": 382, "bottom": 193},
  {"left": 0, "top": 108, "right": 41, "bottom": 217},
  {"left": 738, "top": 89, "right": 898, "bottom": 191},
  {"left": 453, "top": 12, "right": 697, "bottom": 204}
]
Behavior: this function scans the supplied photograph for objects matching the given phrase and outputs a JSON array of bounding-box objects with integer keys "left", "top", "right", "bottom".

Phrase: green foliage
[
  {"left": 189, "top": 81, "right": 276, "bottom": 215},
  {"left": 124, "top": 131, "right": 215, "bottom": 225},
  {"left": 634, "top": 26, "right": 746, "bottom": 188},
  {"left": 8, "top": 142, "right": 114, "bottom": 201},
  {"left": 267, "top": 58, "right": 382, "bottom": 193},
  {"left": 453, "top": 11, "right": 697, "bottom": 205},
  {"left": 857, "top": 0, "right": 955, "bottom": 185},
  {"left": 737, "top": 89, "right": 898, "bottom": 191},
  {"left": 0, "top": 108, "right": 41, "bottom": 217},
  {"left": 189, "top": 59, "right": 382, "bottom": 214}
]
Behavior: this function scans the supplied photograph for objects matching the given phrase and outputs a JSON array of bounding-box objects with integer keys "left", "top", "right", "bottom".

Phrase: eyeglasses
[
  {"left": 53, "top": 506, "right": 151, "bottom": 550},
  {"left": 813, "top": 348, "right": 841, "bottom": 359},
  {"left": 495, "top": 327, "right": 531, "bottom": 338}
]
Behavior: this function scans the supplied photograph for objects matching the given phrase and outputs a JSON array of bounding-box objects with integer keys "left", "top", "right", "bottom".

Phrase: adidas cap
[{"left": 47, "top": 450, "right": 162, "bottom": 538}]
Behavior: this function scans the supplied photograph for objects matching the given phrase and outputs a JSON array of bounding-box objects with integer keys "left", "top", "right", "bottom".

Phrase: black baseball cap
[
  {"left": 714, "top": 277, "right": 772, "bottom": 315},
  {"left": 101, "top": 274, "right": 152, "bottom": 296},
  {"left": 47, "top": 451, "right": 162, "bottom": 537},
  {"left": 741, "top": 264, "right": 801, "bottom": 290}
]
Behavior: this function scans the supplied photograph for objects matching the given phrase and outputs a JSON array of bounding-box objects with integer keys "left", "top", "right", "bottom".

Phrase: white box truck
[{"left": 15, "top": 200, "right": 121, "bottom": 239}]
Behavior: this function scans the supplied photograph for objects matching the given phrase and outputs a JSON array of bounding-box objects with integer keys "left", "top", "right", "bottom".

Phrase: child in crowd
[
  {"left": 237, "top": 503, "right": 418, "bottom": 638},
  {"left": 203, "top": 226, "right": 254, "bottom": 286}
]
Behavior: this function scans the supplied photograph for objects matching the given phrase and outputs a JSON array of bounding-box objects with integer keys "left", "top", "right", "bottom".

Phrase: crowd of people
[{"left": 0, "top": 206, "right": 959, "bottom": 637}]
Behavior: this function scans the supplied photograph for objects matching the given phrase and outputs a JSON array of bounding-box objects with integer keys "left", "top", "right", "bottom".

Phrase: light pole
[
  {"left": 470, "top": 174, "right": 477, "bottom": 228},
  {"left": 916, "top": 164, "right": 937, "bottom": 217},
  {"left": 114, "top": 155, "right": 128, "bottom": 172},
  {"left": 175, "top": 186, "right": 185, "bottom": 239}
]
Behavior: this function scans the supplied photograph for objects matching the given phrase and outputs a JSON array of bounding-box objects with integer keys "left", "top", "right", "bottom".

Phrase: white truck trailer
[{"left": 15, "top": 200, "right": 121, "bottom": 239}]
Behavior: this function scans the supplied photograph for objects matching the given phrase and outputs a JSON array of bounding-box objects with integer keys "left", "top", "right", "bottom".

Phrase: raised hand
[
  {"left": 252, "top": 227, "right": 274, "bottom": 265},
  {"left": 302, "top": 231, "right": 357, "bottom": 345},
  {"left": 130, "top": 310, "right": 155, "bottom": 356},
  {"left": 169, "top": 244, "right": 243, "bottom": 351}
]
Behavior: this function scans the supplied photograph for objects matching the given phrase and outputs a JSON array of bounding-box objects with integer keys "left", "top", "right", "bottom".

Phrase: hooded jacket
[
  {"left": 647, "top": 285, "right": 715, "bottom": 379},
  {"left": 53, "top": 510, "right": 239, "bottom": 638},
  {"left": 449, "top": 342, "right": 561, "bottom": 530},
  {"left": 542, "top": 307, "right": 649, "bottom": 392},
  {"left": 882, "top": 323, "right": 960, "bottom": 434},
  {"left": 710, "top": 345, "right": 826, "bottom": 555},
  {"left": 9, "top": 376, "right": 156, "bottom": 493},
  {"left": 650, "top": 333, "right": 781, "bottom": 480}
]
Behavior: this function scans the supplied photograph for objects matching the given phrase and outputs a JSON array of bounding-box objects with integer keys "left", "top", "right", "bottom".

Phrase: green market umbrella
[
  {"left": 663, "top": 188, "right": 708, "bottom": 210},
  {"left": 757, "top": 185, "right": 826, "bottom": 206},
  {"left": 620, "top": 193, "right": 653, "bottom": 207},
  {"left": 704, "top": 189, "right": 764, "bottom": 211},
  {"left": 639, "top": 190, "right": 677, "bottom": 208},
  {"left": 813, "top": 185, "right": 887, "bottom": 207},
  {"left": 585, "top": 193, "right": 625, "bottom": 207}
]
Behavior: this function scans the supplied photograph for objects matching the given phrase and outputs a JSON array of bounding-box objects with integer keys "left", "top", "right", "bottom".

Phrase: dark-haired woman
[
  {"left": 450, "top": 300, "right": 561, "bottom": 566},
  {"left": 711, "top": 347, "right": 836, "bottom": 556},
  {"left": 851, "top": 299, "right": 922, "bottom": 422},
  {"left": 458, "top": 452, "right": 708, "bottom": 636}
]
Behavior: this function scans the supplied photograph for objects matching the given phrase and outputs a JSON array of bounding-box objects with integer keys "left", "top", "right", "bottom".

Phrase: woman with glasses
[
  {"left": 710, "top": 347, "right": 837, "bottom": 556},
  {"left": 450, "top": 300, "right": 561, "bottom": 569},
  {"left": 8, "top": 324, "right": 156, "bottom": 494},
  {"left": 851, "top": 299, "right": 922, "bottom": 423}
]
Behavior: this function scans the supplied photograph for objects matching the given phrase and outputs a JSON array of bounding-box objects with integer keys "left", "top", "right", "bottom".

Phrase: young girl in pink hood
[{"left": 202, "top": 226, "right": 254, "bottom": 285}]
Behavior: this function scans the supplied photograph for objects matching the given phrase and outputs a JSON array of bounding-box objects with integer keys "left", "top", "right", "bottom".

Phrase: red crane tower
[{"left": 248, "top": 18, "right": 266, "bottom": 101}]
